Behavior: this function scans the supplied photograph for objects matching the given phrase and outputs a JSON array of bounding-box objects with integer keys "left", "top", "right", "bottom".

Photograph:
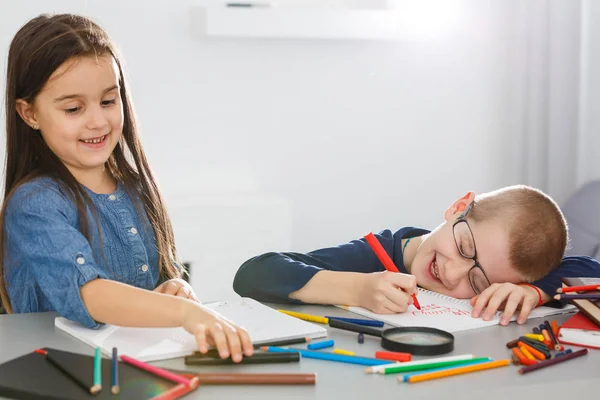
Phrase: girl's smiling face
[{"left": 17, "top": 54, "right": 123, "bottom": 184}]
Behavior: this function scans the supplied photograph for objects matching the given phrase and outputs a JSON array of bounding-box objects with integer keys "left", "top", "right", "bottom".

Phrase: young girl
[{"left": 1, "top": 13, "right": 252, "bottom": 362}]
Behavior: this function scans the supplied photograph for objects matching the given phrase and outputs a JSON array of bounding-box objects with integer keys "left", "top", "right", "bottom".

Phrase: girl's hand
[
  {"left": 470, "top": 283, "right": 541, "bottom": 325},
  {"left": 357, "top": 271, "right": 416, "bottom": 314},
  {"left": 181, "top": 302, "right": 254, "bottom": 362},
  {"left": 154, "top": 278, "right": 200, "bottom": 303}
]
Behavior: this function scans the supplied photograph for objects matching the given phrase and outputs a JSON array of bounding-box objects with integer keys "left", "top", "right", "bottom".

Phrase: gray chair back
[{"left": 562, "top": 180, "right": 600, "bottom": 259}]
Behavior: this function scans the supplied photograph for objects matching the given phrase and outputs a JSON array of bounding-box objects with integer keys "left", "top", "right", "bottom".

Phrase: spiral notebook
[
  {"left": 55, "top": 297, "right": 327, "bottom": 362},
  {"left": 338, "top": 288, "right": 576, "bottom": 333}
]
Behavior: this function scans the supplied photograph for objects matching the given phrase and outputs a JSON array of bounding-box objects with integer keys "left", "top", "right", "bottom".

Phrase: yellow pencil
[
  {"left": 518, "top": 346, "right": 535, "bottom": 361},
  {"left": 402, "top": 359, "right": 510, "bottom": 383},
  {"left": 277, "top": 310, "right": 329, "bottom": 324},
  {"left": 524, "top": 334, "right": 545, "bottom": 342},
  {"left": 334, "top": 349, "right": 355, "bottom": 356}
]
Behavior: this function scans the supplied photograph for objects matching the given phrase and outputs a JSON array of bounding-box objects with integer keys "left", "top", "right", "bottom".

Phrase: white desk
[{"left": 0, "top": 304, "right": 597, "bottom": 399}]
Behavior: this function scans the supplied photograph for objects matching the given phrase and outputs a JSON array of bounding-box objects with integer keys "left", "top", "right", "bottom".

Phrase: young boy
[{"left": 233, "top": 185, "right": 600, "bottom": 325}]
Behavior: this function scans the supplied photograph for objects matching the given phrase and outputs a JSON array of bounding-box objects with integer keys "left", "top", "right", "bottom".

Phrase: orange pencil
[
  {"left": 551, "top": 320, "right": 558, "bottom": 336},
  {"left": 403, "top": 359, "right": 510, "bottom": 383},
  {"left": 517, "top": 341, "right": 546, "bottom": 360},
  {"left": 518, "top": 345, "right": 535, "bottom": 361},
  {"left": 511, "top": 348, "right": 537, "bottom": 366},
  {"left": 364, "top": 232, "right": 420, "bottom": 310}
]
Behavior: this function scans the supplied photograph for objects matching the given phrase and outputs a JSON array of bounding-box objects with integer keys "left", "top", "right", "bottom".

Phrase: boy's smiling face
[{"left": 407, "top": 192, "right": 526, "bottom": 299}]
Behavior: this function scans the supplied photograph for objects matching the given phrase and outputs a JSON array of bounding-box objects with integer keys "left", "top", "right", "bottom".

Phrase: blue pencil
[
  {"left": 260, "top": 346, "right": 394, "bottom": 366},
  {"left": 93, "top": 348, "right": 102, "bottom": 393},
  {"left": 111, "top": 347, "right": 119, "bottom": 395},
  {"left": 325, "top": 316, "right": 385, "bottom": 327},
  {"left": 399, "top": 358, "right": 492, "bottom": 382}
]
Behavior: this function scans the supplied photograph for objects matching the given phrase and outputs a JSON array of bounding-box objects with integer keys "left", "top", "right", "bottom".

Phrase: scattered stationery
[
  {"left": 560, "top": 277, "right": 600, "bottom": 327},
  {"left": 187, "top": 372, "right": 317, "bottom": 385},
  {"left": 54, "top": 297, "right": 327, "bottom": 361},
  {"left": 0, "top": 348, "right": 198, "bottom": 400},
  {"left": 306, "top": 339, "right": 334, "bottom": 350},
  {"left": 185, "top": 352, "right": 300, "bottom": 365},
  {"left": 518, "top": 348, "right": 588, "bottom": 374},
  {"left": 338, "top": 288, "right": 576, "bottom": 333},
  {"left": 260, "top": 346, "right": 393, "bottom": 366},
  {"left": 111, "top": 347, "right": 119, "bottom": 395},
  {"left": 402, "top": 359, "right": 510, "bottom": 383},
  {"left": 364, "top": 354, "right": 476, "bottom": 374},
  {"left": 364, "top": 232, "right": 421, "bottom": 310},
  {"left": 557, "top": 312, "right": 600, "bottom": 349}
]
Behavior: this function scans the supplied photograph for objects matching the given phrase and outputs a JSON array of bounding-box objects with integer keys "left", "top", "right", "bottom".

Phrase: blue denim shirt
[{"left": 3, "top": 177, "right": 160, "bottom": 328}]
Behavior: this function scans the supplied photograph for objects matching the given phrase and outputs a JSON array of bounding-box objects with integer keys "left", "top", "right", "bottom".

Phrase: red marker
[{"left": 364, "top": 232, "right": 421, "bottom": 310}]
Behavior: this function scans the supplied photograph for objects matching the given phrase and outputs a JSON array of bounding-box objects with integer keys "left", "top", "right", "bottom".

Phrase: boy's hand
[
  {"left": 469, "top": 283, "right": 540, "bottom": 325},
  {"left": 155, "top": 278, "right": 200, "bottom": 303},
  {"left": 181, "top": 302, "right": 254, "bottom": 362},
  {"left": 357, "top": 271, "right": 416, "bottom": 314}
]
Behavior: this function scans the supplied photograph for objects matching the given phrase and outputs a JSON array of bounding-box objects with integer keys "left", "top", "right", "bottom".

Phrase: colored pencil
[
  {"left": 399, "top": 358, "right": 491, "bottom": 381},
  {"left": 260, "top": 346, "right": 392, "bottom": 366},
  {"left": 544, "top": 320, "right": 561, "bottom": 350},
  {"left": 111, "top": 347, "right": 119, "bottom": 395},
  {"left": 193, "top": 373, "right": 317, "bottom": 385},
  {"left": 255, "top": 337, "right": 312, "bottom": 348},
  {"left": 377, "top": 357, "right": 491, "bottom": 375},
  {"left": 365, "top": 354, "right": 476, "bottom": 374},
  {"left": 518, "top": 345, "right": 535, "bottom": 361},
  {"left": 553, "top": 293, "right": 600, "bottom": 300},
  {"left": 556, "top": 284, "right": 600, "bottom": 293},
  {"left": 403, "top": 359, "right": 510, "bottom": 383},
  {"left": 307, "top": 339, "right": 335, "bottom": 350},
  {"left": 524, "top": 333, "right": 545, "bottom": 342},
  {"left": 120, "top": 355, "right": 199, "bottom": 387},
  {"left": 185, "top": 352, "right": 300, "bottom": 365},
  {"left": 364, "top": 232, "right": 421, "bottom": 310},
  {"left": 149, "top": 383, "right": 189, "bottom": 400},
  {"left": 276, "top": 310, "right": 329, "bottom": 324},
  {"left": 375, "top": 351, "right": 412, "bottom": 362},
  {"left": 519, "top": 349, "right": 588, "bottom": 374},
  {"left": 93, "top": 347, "right": 102, "bottom": 394},
  {"left": 333, "top": 349, "right": 355, "bottom": 356},
  {"left": 35, "top": 349, "right": 98, "bottom": 394},
  {"left": 551, "top": 320, "right": 558, "bottom": 336},
  {"left": 325, "top": 316, "right": 384, "bottom": 327},
  {"left": 511, "top": 348, "right": 537, "bottom": 366}
]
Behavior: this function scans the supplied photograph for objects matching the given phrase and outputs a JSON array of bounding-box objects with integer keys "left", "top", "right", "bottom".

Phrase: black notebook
[{"left": 0, "top": 348, "right": 197, "bottom": 400}]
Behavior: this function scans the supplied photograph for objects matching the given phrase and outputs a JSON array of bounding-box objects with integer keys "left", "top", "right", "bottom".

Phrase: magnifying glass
[{"left": 328, "top": 319, "right": 454, "bottom": 356}]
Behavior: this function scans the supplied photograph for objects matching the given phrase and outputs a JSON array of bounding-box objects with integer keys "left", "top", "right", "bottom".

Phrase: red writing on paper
[{"left": 412, "top": 304, "right": 470, "bottom": 317}]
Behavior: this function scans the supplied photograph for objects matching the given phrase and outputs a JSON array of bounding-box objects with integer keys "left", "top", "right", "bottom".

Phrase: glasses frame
[{"left": 452, "top": 202, "right": 492, "bottom": 295}]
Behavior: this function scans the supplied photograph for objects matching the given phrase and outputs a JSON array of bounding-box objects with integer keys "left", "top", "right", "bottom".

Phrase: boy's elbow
[{"left": 233, "top": 252, "right": 280, "bottom": 298}]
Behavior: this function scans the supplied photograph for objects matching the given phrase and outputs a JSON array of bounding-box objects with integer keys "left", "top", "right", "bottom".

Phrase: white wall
[{"left": 1, "top": 0, "right": 595, "bottom": 300}]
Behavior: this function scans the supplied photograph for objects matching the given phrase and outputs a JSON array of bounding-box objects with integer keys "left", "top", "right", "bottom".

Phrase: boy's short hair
[{"left": 470, "top": 185, "right": 568, "bottom": 281}]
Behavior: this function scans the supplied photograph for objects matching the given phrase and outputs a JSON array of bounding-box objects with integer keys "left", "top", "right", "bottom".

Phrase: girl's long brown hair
[{"left": 0, "top": 14, "right": 181, "bottom": 313}]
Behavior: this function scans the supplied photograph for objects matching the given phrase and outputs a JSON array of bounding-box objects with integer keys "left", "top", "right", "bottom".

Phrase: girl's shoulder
[{"left": 7, "top": 176, "right": 75, "bottom": 216}]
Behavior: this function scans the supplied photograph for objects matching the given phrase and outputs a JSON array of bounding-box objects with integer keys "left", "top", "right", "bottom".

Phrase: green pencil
[
  {"left": 379, "top": 357, "right": 491, "bottom": 375},
  {"left": 92, "top": 347, "right": 102, "bottom": 394}
]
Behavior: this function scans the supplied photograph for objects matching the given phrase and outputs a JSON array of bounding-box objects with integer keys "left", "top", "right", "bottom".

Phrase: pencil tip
[{"left": 34, "top": 349, "right": 47, "bottom": 355}]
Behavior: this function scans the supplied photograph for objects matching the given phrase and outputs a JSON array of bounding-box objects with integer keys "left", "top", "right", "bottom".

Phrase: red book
[{"left": 557, "top": 312, "right": 600, "bottom": 350}]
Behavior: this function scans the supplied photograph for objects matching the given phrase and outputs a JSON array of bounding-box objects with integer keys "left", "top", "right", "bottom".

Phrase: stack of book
[{"left": 557, "top": 277, "right": 600, "bottom": 349}]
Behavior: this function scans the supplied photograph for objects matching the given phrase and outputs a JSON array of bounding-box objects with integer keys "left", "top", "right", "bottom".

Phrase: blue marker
[{"left": 307, "top": 339, "right": 335, "bottom": 350}]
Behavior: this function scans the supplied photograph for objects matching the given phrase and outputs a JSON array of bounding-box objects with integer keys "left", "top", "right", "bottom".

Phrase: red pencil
[
  {"left": 364, "top": 232, "right": 421, "bottom": 310},
  {"left": 556, "top": 284, "right": 600, "bottom": 293}
]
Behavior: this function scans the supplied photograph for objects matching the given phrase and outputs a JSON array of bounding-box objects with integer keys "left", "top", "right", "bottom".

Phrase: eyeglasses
[{"left": 452, "top": 202, "right": 492, "bottom": 295}]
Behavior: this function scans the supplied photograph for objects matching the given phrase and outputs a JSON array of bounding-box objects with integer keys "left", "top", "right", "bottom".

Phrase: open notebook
[
  {"left": 339, "top": 288, "right": 576, "bottom": 333},
  {"left": 55, "top": 297, "right": 327, "bottom": 362}
]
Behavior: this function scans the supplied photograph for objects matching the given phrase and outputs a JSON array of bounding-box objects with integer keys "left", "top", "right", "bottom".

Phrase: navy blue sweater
[{"left": 233, "top": 227, "right": 600, "bottom": 304}]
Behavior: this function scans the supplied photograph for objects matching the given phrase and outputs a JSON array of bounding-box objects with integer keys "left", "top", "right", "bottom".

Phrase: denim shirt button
[
  {"left": 76, "top": 256, "right": 85, "bottom": 265},
  {"left": 141, "top": 264, "right": 149, "bottom": 272},
  {"left": 108, "top": 195, "right": 116, "bottom": 201},
  {"left": 130, "top": 227, "right": 138, "bottom": 234}
]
